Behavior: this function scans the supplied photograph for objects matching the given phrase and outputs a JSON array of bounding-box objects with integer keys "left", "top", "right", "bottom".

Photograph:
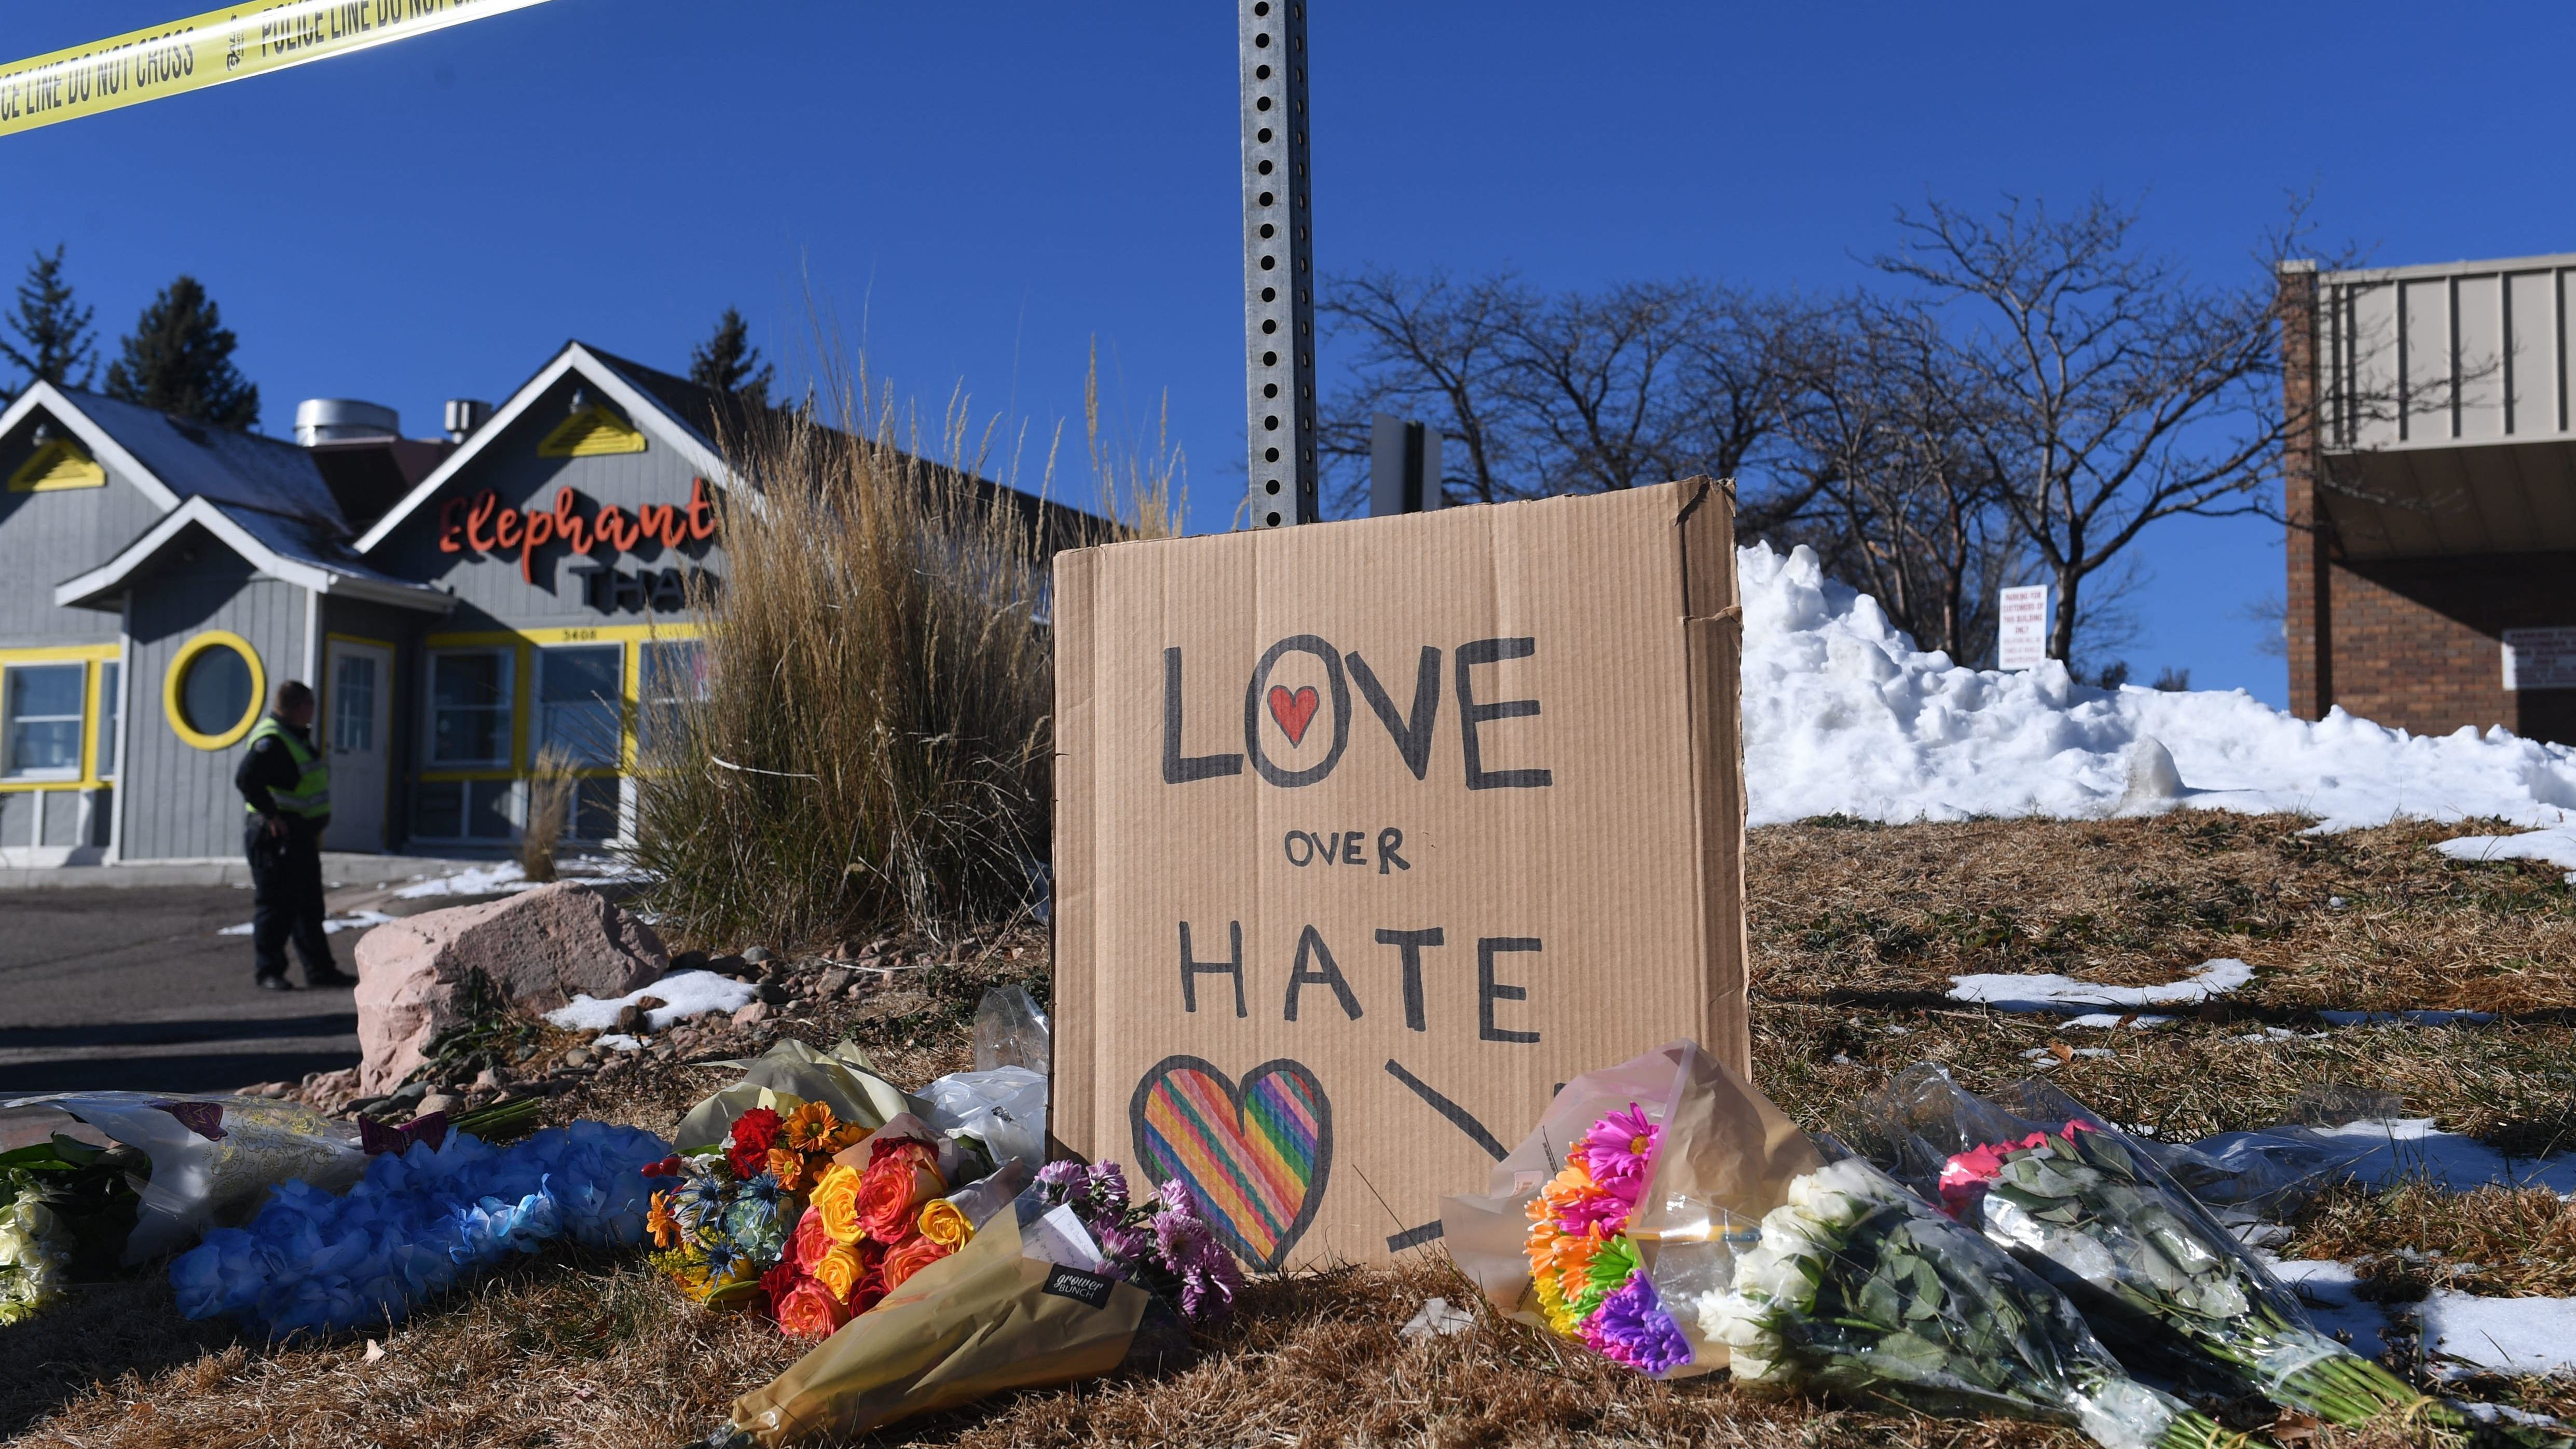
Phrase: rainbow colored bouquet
[
  {"left": 649, "top": 1100, "right": 1026, "bottom": 1341},
  {"left": 1522, "top": 1103, "right": 1693, "bottom": 1374}
]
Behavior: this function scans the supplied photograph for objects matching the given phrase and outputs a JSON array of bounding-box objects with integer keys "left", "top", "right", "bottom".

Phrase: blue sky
[{"left": 5, "top": 2, "right": 2573, "bottom": 706}]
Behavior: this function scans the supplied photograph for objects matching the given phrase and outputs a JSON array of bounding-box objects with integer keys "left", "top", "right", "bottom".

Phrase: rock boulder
[{"left": 354, "top": 882, "right": 665, "bottom": 1093}]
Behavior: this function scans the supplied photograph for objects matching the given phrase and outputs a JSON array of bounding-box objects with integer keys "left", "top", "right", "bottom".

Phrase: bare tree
[
  {"left": 1318, "top": 270, "right": 1804, "bottom": 517},
  {"left": 1769, "top": 297, "right": 2020, "bottom": 662},
  {"left": 1874, "top": 194, "right": 2304, "bottom": 663},
  {"left": 1318, "top": 269, "right": 1527, "bottom": 508}
]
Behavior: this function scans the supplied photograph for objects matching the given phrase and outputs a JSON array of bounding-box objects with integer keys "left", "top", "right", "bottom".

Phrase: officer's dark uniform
[{"left": 234, "top": 714, "right": 355, "bottom": 990}]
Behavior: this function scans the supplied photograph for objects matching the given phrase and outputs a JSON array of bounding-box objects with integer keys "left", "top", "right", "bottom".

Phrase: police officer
[{"left": 234, "top": 680, "right": 358, "bottom": 991}]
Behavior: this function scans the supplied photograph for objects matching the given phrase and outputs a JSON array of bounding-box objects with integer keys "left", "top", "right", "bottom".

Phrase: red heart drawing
[{"left": 1267, "top": 685, "right": 1321, "bottom": 746}]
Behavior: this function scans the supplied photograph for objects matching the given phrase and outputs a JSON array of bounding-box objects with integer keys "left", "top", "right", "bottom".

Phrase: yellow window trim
[
  {"left": 536, "top": 406, "right": 648, "bottom": 458},
  {"left": 163, "top": 631, "right": 265, "bottom": 751},
  {"left": 7, "top": 439, "right": 106, "bottom": 492},
  {"left": 419, "top": 624, "right": 701, "bottom": 776},
  {"left": 0, "top": 643, "right": 119, "bottom": 664},
  {"left": 0, "top": 646, "right": 118, "bottom": 790}
]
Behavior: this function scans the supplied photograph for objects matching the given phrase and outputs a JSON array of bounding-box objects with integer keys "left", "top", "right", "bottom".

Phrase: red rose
[
  {"left": 728, "top": 1108, "right": 785, "bottom": 1179},
  {"left": 869, "top": 1136, "right": 941, "bottom": 1173},
  {"left": 881, "top": 1232, "right": 955, "bottom": 1291},
  {"left": 758, "top": 1260, "right": 805, "bottom": 1322}
]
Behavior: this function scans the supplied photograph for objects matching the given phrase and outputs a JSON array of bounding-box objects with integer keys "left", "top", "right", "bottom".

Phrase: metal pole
[{"left": 1241, "top": 0, "right": 1316, "bottom": 528}]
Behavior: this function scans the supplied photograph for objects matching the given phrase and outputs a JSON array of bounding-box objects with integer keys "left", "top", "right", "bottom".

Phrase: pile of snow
[
  {"left": 544, "top": 969, "right": 755, "bottom": 1033},
  {"left": 1741, "top": 542, "right": 2576, "bottom": 832}
]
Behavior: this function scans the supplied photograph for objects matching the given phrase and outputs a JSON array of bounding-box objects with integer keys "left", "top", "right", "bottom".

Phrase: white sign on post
[
  {"left": 2503, "top": 627, "right": 2576, "bottom": 691},
  {"left": 1997, "top": 585, "right": 2048, "bottom": 670}
]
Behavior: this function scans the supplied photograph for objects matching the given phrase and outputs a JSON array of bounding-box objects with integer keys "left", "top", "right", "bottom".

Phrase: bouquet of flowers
[
  {"left": 0, "top": 1128, "right": 149, "bottom": 1323},
  {"left": 170, "top": 1119, "right": 669, "bottom": 1334},
  {"left": 0, "top": 1166, "right": 75, "bottom": 1325},
  {"left": 646, "top": 1100, "right": 872, "bottom": 1333},
  {"left": 1849, "top": 1067, "right": 2484, "bottom": 1437},
  {"left": 714, "top": 1161, "right": 1236, "bottom": 1446},
  {"left": 1520, "top": 1103, "right": 1693, "bottom": 1373},
  {"left": 1029, "top": 1160, "right": 1241, "bottom": 1323},
  {"left": 1445, "top": 1040, "right": 1827, "bottom": 1379},
  {"left": 1697, "top": 1157, "right": 2233, "bottom": 1449}
]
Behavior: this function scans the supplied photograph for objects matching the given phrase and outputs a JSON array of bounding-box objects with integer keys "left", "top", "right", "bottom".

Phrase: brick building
[{"left": 2281, "top": 251, "right": 2576, "bottom": 744}]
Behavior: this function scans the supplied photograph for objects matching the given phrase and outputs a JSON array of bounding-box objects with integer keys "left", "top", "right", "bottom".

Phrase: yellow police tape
[{"left": 0, "top": 0, "right": 553, "bottom": 137}]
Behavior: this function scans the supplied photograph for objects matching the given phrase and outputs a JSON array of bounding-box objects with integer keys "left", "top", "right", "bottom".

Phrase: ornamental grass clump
[{"left": 631, "top": 347, "right": 1175, "bottom": 950}]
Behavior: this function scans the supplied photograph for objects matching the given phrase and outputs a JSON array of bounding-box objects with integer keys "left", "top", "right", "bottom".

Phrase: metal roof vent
[
  {"left": 294, "top": 398, "right": 400, "bottom": 446},
  {"left": 443, "top": 398, "right": 494, "bottom": 442}
]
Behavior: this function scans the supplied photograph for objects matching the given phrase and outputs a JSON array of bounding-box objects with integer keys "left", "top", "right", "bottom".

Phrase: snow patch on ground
[
  {"left": 2434, "top": 826, "right": 2576, "bottom": 873},
  {"left": 2421, "top": 1293, "right": 2576, "bottom": 1377},
  {"left": 217, "top": 909, "right": 394, "bottom": 937},
  {"left": 2268, "top": 1258, "right": 2389, "bottom": 1358},
  {"left": 2308, "top": 1117, "right": 2576, "bottom": 1195},
  {"left": 392, "top": 861, "right": 532, "bottom": 898},
  {"left": 1741, "top": 542, "right": 2576, "bottom": 840},
  {"left": 544, "top": 969, "right": 753, "bottom": 1032},
  {"left": 1948, "top": 958, "right": 2254, "bottom": 1015}
]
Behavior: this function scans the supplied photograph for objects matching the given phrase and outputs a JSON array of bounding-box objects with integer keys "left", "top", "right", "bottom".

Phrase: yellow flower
[
  {"left": 812, "top": 1242, "right": 865, "bottom": 1302},
  {"left": 916, "top": 1197, "right": 974, "bottom": 1249},
  {"left": 812, "top": 1162, "right": 867, "bottom": 1245}
]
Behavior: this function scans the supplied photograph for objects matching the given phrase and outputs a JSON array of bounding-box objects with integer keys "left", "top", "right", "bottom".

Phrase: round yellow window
[{"left": 164, "top": 631, "right": 265, "bottom": 750}]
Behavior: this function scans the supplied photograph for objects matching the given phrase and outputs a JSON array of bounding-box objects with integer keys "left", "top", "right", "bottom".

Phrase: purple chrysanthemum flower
[
  {"left": 1035, "top": 1160, "right": 1088, "bottom": 1198},
  {"left": 1152, "top": 1181, "right": 1243, "bottom": 1321},
  {"left": 1577, "top": 1103, "right": 1660, "bottom": 1205},
  {"left": 1577, "top": 1273, "right": 1691, "bottom": 1374},
  {"left": 1086, "top": 1161, "right": 1130, "bottom": 1214}
]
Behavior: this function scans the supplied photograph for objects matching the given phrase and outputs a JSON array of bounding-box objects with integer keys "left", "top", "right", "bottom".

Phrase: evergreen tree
[
  {"left": 0, "top": 245, "right": 98, "bottom": 402},
  {"left": 104, "top": 275, "right": 259, "bottom": 429},
  {"left": 688, "top": 307, "right": 774, "bottom": 408}
]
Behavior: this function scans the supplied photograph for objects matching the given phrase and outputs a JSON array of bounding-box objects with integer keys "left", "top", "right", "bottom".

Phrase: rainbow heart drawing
[{"left": 1129, "top": 1056, "right": 1332, "bottom": 1272}]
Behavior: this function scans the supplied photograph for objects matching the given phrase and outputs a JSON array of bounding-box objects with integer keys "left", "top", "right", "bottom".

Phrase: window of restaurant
[
  {"left": 417, "top": 649, "right": 516, "bottom": 842},
  {"left": 2, "top": 664, "right": 84, "bottom": 780}
]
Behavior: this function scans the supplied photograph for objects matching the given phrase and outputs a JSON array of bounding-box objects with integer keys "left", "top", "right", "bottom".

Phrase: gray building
[{"left": 1, "top": 340, "right": 1086, "bottom": 866}]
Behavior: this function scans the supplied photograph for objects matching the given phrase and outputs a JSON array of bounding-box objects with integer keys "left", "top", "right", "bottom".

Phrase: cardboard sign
[
  {"left": 1051, "top": 479, "right": 1749, "bottom": 1269},
  {"left": 1997, "top": 585, "right": 2048, "bottom": 669}
]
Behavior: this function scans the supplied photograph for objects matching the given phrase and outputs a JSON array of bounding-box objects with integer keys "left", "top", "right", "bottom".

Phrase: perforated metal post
[{"left": 1241, "top": 0, "right": 1316, "bottom": 528}]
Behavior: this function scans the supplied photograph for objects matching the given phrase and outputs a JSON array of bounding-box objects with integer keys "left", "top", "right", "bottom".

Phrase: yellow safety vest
[{"left": 242, "top": 716, "right": 331, "bottom": 819}]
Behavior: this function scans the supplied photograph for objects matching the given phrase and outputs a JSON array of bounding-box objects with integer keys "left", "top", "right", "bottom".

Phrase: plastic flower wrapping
[
  {"left": 1694, "top": 1158, "right": 2231, "bottom": 1449},
  {"left": 167, "top": 1120, "right": 669, "bottom": 1335},
  {"left": 1845, "top": 1065, "right": 2538, "bottom": 1446}
]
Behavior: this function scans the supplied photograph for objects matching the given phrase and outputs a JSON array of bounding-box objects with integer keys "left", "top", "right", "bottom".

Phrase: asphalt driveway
[{"left": 0, "top": 884, "right": 364, "bottom": 1094}]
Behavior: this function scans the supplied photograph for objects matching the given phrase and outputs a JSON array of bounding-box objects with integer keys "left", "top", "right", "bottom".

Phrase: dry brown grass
[{"left": 14, "top": 814, "right": 2576, "bottom": 1446}]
